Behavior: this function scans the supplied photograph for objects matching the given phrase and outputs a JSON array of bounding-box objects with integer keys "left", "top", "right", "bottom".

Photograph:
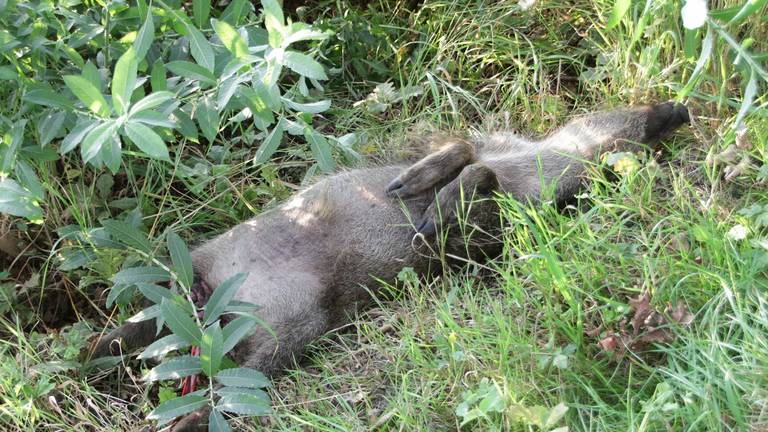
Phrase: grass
[{"left": 1, "top": 0, "right": 767, "bottom": 431}]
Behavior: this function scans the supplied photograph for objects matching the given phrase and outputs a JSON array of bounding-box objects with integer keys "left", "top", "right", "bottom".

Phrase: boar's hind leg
[
  {"left": 386, "top": 137, "right": 476, "bottom": 199},
  {"left": 87, "top": 319, "right": 165, "bottom": 359}
]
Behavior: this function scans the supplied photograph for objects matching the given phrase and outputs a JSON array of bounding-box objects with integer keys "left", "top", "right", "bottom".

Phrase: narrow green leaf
[
  {"left": 131, "top": 110, "right": 177, "bottom": 128},
  {"left": 167, "top": 232, "right": 194, "bottom": 289},
  {"left": 14, "top": 161, "right": 44, "bottom": 201},
  {"left": 147, "top": 393, "right": 207, "bottom": 421},
  {"left": 261, "top": 0, "right": 284, "bottom": 48},
  {"left": 201, "top": 323, "right": 224, "bottom": 377},
  {"left": 127, "top": 304, "right": 161, "bottom": 323},
  {"left": 282, "top": 98, "right": 331, "bottom": 114},
  {"left": 63, "top": 75, "right": 110, "bottom": 116},
  {"left": 208, "top": 409, "right": 232, "bottom": 432},
  {"left": 606, "top": 0, "right": 631, "bottom": 30},
  {"left": 99, "top": 135, "right": 122, "bottom": 174},
  {"left": 151, "top": 60, "right": 167, "bottom": 91},
  {"left": 61, "top": 119, "right": 97, "bottom": 155},
  {"left": 112, "top": 48, "right": 138, "bottom": 115},
  {"left": 134, "top": 9, "right": 155, "bottom": 60},
  {"left": 0, "top": 179, "right": 43, "bottom": 221},
  {"left": 1, "top": 120, "right": 25, "bottom": 175},
  {"left": 124, "top": 121, "right": 171, "bottom": 161},
  {"left": 113, "top": 266, "right": 171, "bottom": 285},
  {"left": 166, "top": 61, "right": 218, "bottom": 86},
  {"left": 129, "top": 91, "right": 174, "bottom": 116},
  {"left": 215, "top": 367, "right": 270, "bottom": 389},
  {"left": 239, "top": 86, "right": 276, "bottom": 125},
  {"left": 138, "top": 283, "right": 174, "bottom": 304},
  {"left": 304, "top": 127, "right": 335, "bottom": 173},
  {"left": 212, "top": 19, "right": 249, "bottom": 58},
  {"left": 37, "top": 111, "right": 67, "bottom": 147},
  {"left": 23, "top": 87, "right": 74, "bottom": 110},
  {"left": 220, "top": 0, "right": 248, "bottom": 25},
  {"left": 161, "top": 298, "right": 203, "bottom": 345},
  {"left": 222, "top": 316, "right": 257, "bottom": 354},
  {"left": 102, "top": 219, "right": 152, "bottom": 253},
  {"left": 106, "top": 283, "right": 133, "bottom": 308},
  {"left": 82, "top": 62, "right": 102, "bottom": 92},
  {"left": 215, "top": 387, "right": 269, "bottom": 401},
  {"left": 193, "top": 0, "right": 211, "bottom": 29},
  {"left": 734, "top": 70, "right": 758, "bottom": 130},
  {"left": 196, "top": 96, "right": 219, "bottom": 143},
  {"left": 204, "top": 273, "right": 248, "bottom": 325},
  {"left": 186, "top": 24, "right": 215, "bottom": 72},
  {"left": 728, "top": 0, "right": 767, "bottom": 25},
  {"left": 217, "top": 393, "right": 272, "bottom": 416},
  {"left": 138, "top": 334, "right": 191, "bottom": 359},
  {"left": 80, "top": 121, "right": 117, "bottom": 163},
  {"left": 282, "top": 51, "right": 327, "bottom": 80},
  {"left": 680, "top": 29, "right": 714, "bottom": 98},
  {"left": 253, "top": 120, "right": 284, "bottom": 165}
]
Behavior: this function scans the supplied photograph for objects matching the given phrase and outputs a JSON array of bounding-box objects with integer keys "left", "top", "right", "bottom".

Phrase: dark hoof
[
  {"left": 415, "top": 218, "right": 436, "bottom": 236},
  {"left": 386, "top": 178, "right": 405, "bottom": 197}
]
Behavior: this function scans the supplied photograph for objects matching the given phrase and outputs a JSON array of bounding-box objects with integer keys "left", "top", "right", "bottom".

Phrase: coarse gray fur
[{"left": 87, "top": 102, "right": 689, "bottom": 430}]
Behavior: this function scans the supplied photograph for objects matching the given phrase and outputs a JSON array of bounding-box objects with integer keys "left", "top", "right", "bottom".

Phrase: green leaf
[
  {"left": 261, "top": 0, "right": 285, "bottom": 48},
  {"left": 605, "top": 0, "right": 631, "bottom": 30},
  {"left": 166, "top": 61, "right": 218, "bottom": 86},
  {"left": 304, "top": 127, "right": 335, "bottom": 173},
  {"left": 212, "top": 19, "right": 248, "bottom": 58},
  {"left": 215, "top": 387, "right": 269, "bottom": 401},
  {"left": 23, "top": 87, "right": 74, "bottom": 110},
  {"left": 124, "top": 121, "right": 171, "bottom": 161},
  {"left": 167, "top": 232, "right": 194, "bottom": 289},
  {"left": 220, "top": 0, "right": 248, "bottom": 25},
  {"left": 282, "top": 51, "right": 327, "bottom": 80},
  {"left": 197, "top": 96, "right": 219, "bottom": 143},
  {"left": 1, "top": 120, "right": 25, "bottom": 175},
  {"left": 161, "top": 298, "right": 203, "bottom": 345},
  {"left": 99, "top": 135, "right": 122, "bottom": 174},
  {"left": 728, "top": 0, "right": 768, "bottom": 25},
  {"left": 134, "top": 10, "right": 155, "bottom": 60},
  {"left": 80, "top": 121, "right": 117, "bottom": 163},
  {"left": 82, "top": 62, "right": 102, "bottom": 92},
  {"left": 215, "top": 367, "right": 270, "bottom": 389},
  {"left": 186, "top": 23, "right": 215, "bottom": 72},
  {"left": 138, "top": 283, "right": 174, "bottom": 304},
  {"left": 239, "top": 85, "right": 276, "bottom": 125},
  {"left": 222, "top": 316, "right": 257, "bottom": 354},
  {"left": 14, "top": 161, "right": 43, "bottom": 202},
  {"left": 193, "top": 0, "right": 211, "bottom": 29},
  {"left": 217, "top": 393, "right": 272, "bottom": 416},
  {"left": 112, "top": 266, "right": 171, "bottom": 285},
  {"left": 101, "top": 219, "right": 152, "bottom": 253},
  {"left": 129, "top": 91, "right": 174, "bottom": 115},
  {"left": 61, "top": 119, "right": 97, "bottom": 155},
  {"left": 282, "top": 98, "right": 331, "bottom": 114},
  {"left": 151, "top": 60, "right": 167, "bottom": 91},
  {"left": 63, "top": 75, "right": 110, "bottom": 117},
  {"left": 204, "top": 273, "right": 247, "bottom": 325},
  {"left": 112, "top": 48, "right": 138, "bottom": 115},
  {"left": 0, "top": 179, "right": 43, "bottom": 221},
  {"left": 208, "top": 409, "right": 232, "bottom": 432},
  {"left": 127, "top": 304, "right": 161, "bottom": 323},
  {"left": 680, "top": 29, "right": 714, "bottom": 98},
  {"left": 734, "top": 70, "right": 758, "bottom": 130},
  {"left": 284, "top": 27, "right": 329, "bottom": 46},
  {"left": 253, "top": 119, "right": 284, "bottom": 165},
  {"left": 147, "top": 393, "right": 207, "bottom": 421},
  {"left": 37, "top": 111, "right": 67, "bottom": 147},
  {"left": 138, "top": 333, "right": 191, "bottom": 359},
  {"left": 131, "top": 110, "right": 177, "bottom": 128},
  {"left": 201, "top": 323, "right": 224, "bottom": 377}
]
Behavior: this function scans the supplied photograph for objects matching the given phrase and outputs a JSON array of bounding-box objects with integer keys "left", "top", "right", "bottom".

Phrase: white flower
[
  {"left": 682, "top": 0, "right": 708, "bottom": 30},
  {"left": 727, "top": 224, "right": 748, "bottom": 241},
  {"left": 518, "top": 0, "right": 536, "bottom": 10}
]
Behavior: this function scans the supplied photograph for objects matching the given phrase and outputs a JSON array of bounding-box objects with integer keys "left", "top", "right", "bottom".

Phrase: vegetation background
[{"left": 0, "top": 0, "right": 766, "bottom": 430}]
